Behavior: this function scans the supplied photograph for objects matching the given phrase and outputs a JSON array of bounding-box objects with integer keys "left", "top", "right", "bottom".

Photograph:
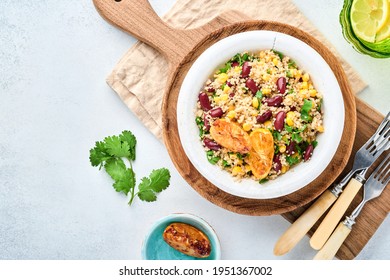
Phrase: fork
[
  {"left": 274, "top": 112, "right": 390, "bottom": 256},
  {"left": 313, "top": 153, "right": 390, "bottom": 260},
  {"left": 310, "top": 114, "right": 390, "bottom": 250}
]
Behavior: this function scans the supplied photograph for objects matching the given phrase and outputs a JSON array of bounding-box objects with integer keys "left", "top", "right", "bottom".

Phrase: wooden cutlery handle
[
  {"left": 274, "top": 190, "right": 337, "bottom": 256},
  {"left": 313, "top": 222, "right": 351, "bottom": 260},
  {"left": 310, "top": 178, "right": 362, "bottom": 250}
]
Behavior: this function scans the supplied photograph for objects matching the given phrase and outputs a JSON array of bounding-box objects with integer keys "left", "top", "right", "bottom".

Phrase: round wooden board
[
  {"left": 162, "top": 21, "right": 356, "bottom": 216},
  {"left": 92, "top": 0, "right": 356, "bottom": 215}
]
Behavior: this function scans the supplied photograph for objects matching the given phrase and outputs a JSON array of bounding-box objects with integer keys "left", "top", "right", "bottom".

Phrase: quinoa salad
[{"left": 195, "top": 50, "right": 324, "bottom": 182}]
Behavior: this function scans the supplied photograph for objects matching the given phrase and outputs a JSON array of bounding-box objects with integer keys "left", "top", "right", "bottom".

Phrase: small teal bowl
[{"left": 141, "top": 213, "right": 221, "bottom": 260}]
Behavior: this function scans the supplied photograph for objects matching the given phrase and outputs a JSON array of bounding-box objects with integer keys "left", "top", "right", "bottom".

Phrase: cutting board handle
[{"left": 93, "top": 0, "right": 249, "bottom": 66}]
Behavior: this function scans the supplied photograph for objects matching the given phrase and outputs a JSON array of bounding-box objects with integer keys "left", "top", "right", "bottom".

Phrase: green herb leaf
[
  {"left": 222, "top": 160, "right": 230, "bottom": 168},
  {"left": 286, "top": 155, "right": 300, "bottom": 166},
  {"left": 119, "top": 130, "right": 137, "bottom": 160},
  {"left": 89, "top": 141, "right": 111, "bottom": 169},
  {"left": 292, "top": 133, "right": 303, "bottom": 143},
  {"left": 301, "top": 99, "right": 313, "bottom": 122},
  {"left": 104, "top": 157, "right": 127, "bottom": 181},
  {"left": 137, "top": 187, "right": 156, "bottom": 202},
  {"left": 272, "top": 130, "right": 282, "bottom": 141},
  {"left": 196, "top": 116, "right": 205, "bottom": 137},
  {"left": 219, "top": 62, "right": 231, "bottom": 74},
  {"left": 273, "top": 50, "right": 284, "bottom": 59},
  {"left": 104, "top": 135, "right": 131, "bottom": 158},
  {"left": 256, "top": 90, "right": 263, "bottom": 99},
  {"left": 288, "top": 60, "right": 297, "bottom": 69},
  {"left": 286, "top": 70, "right": 293, "bottom": 78},
  {"left": 284, "top": 125, "right": 293, "bottom": 133},
  {"left": 137, "top": 168, "right": 171, "bottom": 202},
  {"left": 312, "top": 140, "right": 318, "bottom": 148},
  {"left": 207, "top": 151, "right": 220, "bottom": 165},
  {"left": 317, "top": 98, "right": 323, "bottom": 112},
  {"left": 113, "top": 169, "right": 135, "bottom": 195},
  {"left": 90, "top": 130, "right": 171, "bottom": 206},
  {"left": 259, "top": 178, "right": 269, "bottom": 184}
]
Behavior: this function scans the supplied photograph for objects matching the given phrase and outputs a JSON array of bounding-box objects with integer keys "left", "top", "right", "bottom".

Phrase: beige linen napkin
[{"left": 107, "top": 0, "right": 366, "bottom": 140}]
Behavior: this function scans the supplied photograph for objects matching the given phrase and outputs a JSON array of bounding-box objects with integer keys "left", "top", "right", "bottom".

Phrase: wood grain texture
[
  {"left": 93, "top": 0, "right": 388, "bottom": 259},
  {"left": 283, "top": 100, "right": 388, "bottom": 259},
  {"left": 162, "top": 20, "right": 356, "bottom": 216}
]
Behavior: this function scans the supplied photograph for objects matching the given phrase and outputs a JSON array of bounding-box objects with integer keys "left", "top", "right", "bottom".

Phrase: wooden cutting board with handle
[{"left": 93, "top": 0, "right": 388, "bottom": 259}]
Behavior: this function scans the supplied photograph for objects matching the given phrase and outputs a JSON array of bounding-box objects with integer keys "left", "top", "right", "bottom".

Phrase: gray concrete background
[{"left": 0, "top": 0, "right": 388, "bottom": 259}]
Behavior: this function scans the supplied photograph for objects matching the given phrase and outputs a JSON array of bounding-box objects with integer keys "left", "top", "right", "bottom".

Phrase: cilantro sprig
[{"left": 89, "top": 130, "right": 171, "bottom": 205}]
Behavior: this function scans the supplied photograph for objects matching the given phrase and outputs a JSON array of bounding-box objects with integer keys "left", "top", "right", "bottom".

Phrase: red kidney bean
[
  {"left": 207, "top": 87, "right": 215, "bottom": 93},
  {"left": 229, "top": 92, "right": 235, "bottom": 98},
  {"left": 286, "top": 141, "right": 296, "bottom": 155},
  {"left": 304, "top": 144, "right": 314, "bottom": 161},
  {"left": 198, "top": 92, "right": 212, "bottom": 111},
  {"left": 227, "top": 81, "right": 233, "bottom": 87},
  {"left": 263, "top": 95, "right": 283, "bottom": 107},
  {"left": 209, "top": 107, "right": 223, "bottom": 118},
  {"left": 274, "top": 111, "right": 286, "bottom": 131},
  {"left": 245, "top": 78, "right": 258, "bottom": 94},
  {"left": 203, "top": 138, "right": 221, "bottom": 151},
  {"left": 276, "top": 77, "right": 287, "bottom": 94},
  {"left": 290, "top": 106, "right": 296, "bottom": 111},
  {"left": 241, "top": 61, "right": 251, "bottom": 77},
  {"left": 231, "top": 61, "right": 239, "bottom": 67},
  {"left": 203, "top": 115, "right": 210, "bottom": 132},
  {"left": 256, "top": 110, "right": 272, "bottom": 124},
  {"left": 273, "top": 154, "right": 282, "bottom": 173}
]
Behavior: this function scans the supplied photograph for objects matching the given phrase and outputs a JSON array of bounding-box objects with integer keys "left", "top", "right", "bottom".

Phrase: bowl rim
[
  {"left": 176, "top": 30, "right": 345, "bottom": 199},
  {"left": 141, "top": 213, "right": 221, "bottom": 260}
]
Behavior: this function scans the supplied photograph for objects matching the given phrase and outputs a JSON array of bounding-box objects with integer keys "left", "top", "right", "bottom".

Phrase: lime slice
[
  {"left": 350, "top": 0, "right": 389, "bottom": 42},
  {"left": 376, "top": 8, "right": 390, "bottom": 41}
]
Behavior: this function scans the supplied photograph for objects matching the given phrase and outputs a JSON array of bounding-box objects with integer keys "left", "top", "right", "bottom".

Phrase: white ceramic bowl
[{"left": 177, "top": 30, "right": 344, "bottom": 199}]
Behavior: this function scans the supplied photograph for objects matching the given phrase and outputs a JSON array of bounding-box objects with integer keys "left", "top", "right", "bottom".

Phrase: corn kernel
[
  {"left": 287, "top": 111, "right": 295, "bottom": 119},
  {"left": 252, "top": 97, "right": 259, "bottom": 108},
  {"left": 302, "top": 73, "right": 310, "bottom": 82},
  {"left": 244, "top": 164, "right": 252, "bottom": 172},
  {"left": 217, "top": 73, "right": 229, "bottom": 83},
  {"left": 299, "top": 89, "right": 309, "bottom": 99},
  {"left": 286, "top": 117, "right": 294, "bottom": 127},
  {"left": 251, "top": 112, "right": 258, "bottom": 116},
  {"left": 290, "top": 68, "right": 297, "bottom": 76},
  {"left": 243, "top": 123, "right": 252, "bottom": 131},
  {"left": 228, "top": 105, "right": 235, "bottom": 112},
  {"left": 264, "top": 120, "right": 272, "bottom": 128},
  {"left": 262, "top": 74, "right": 270, "bottom": 81},
  {"left": 223, "top": 86, "right": 231, "bottom": 94},
  {"left": 273, "top": 58, "right": 279, "bottom": 66},
  {"left": 220, "top": 93, "right": 229, "bottom": 101},
  {"left": 281, "top": 165, "right": 289, "bottom": 174},
  {"left": 294, "top": 70, "right": 302, "bottom": 79},
  {"left": 262, "top": 88, "right": 271, "bottom": 95},
  {"left": 232, "top": 166, "right": 243, "bottom": 176},
  {"left": 227, "top": 111, "right": 236, "bottom": 119},
  {"left": 279, "top": 144, "right": 286, "bottom": 153},
  {"left": 301, "top": 81, "right": 308, "bottom": 89},
  {"left": 234, "top": 66, "right": 241, "bottom": 73},
  {"left": 309, "top": 89, "right": 317, "bottom": 97},
  {"left": 317, "top": 125, "right": 324, "bottom": 133},
  {"left": 214, "top": 96, "right": 221, "bottom": 103}
]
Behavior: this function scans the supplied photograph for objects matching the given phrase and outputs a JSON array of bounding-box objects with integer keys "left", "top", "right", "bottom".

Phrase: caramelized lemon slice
[
  {"left": 247, "top": 129, "right": 274, "bottom": 179},
  {"left": 210, "top": 119, "right": 251, "bottom": 154}
]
